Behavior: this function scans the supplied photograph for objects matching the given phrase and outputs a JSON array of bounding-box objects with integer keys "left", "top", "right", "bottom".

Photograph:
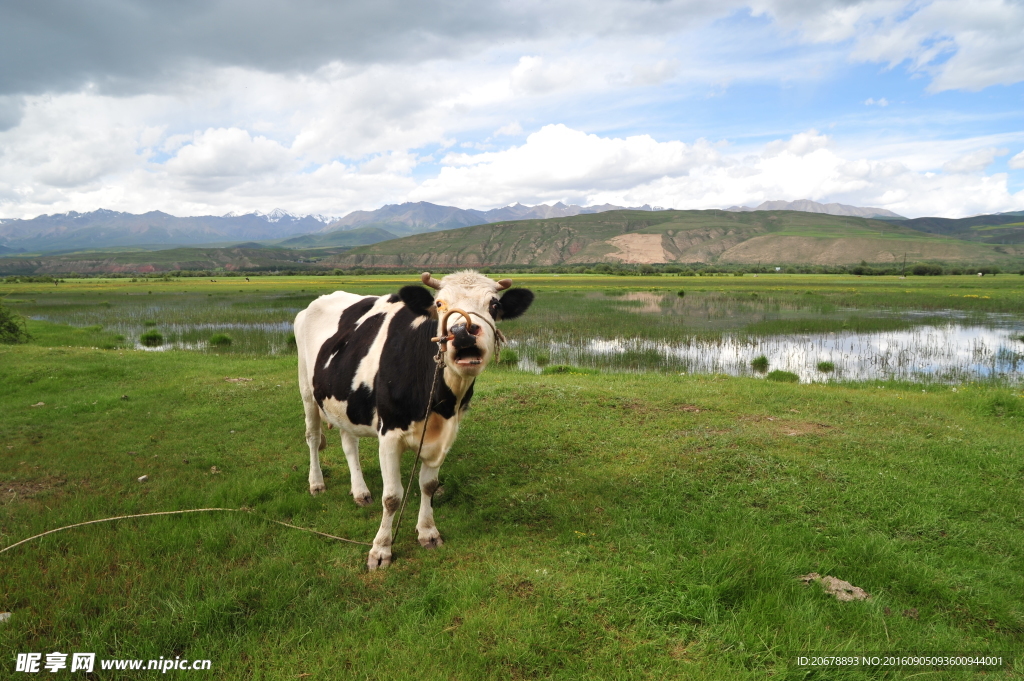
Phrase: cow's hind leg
[
  {"left": 342, "top": 431, "right": 373, "bottom": 507},
  {"left": 304, "top": 402, "right": 327, "bottom": 496},
  {"left": 367, "top": 433, "right": 404, "bottom": 570},
  {"left": 416, "top": 463, "right": 444, "bottom": 549}
]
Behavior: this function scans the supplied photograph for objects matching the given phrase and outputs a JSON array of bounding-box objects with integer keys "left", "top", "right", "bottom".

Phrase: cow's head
[{"left": 399, "top": 270, "right": 534, "bottom": 377}]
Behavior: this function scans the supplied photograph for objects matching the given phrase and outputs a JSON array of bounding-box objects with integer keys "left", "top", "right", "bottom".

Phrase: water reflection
[{"left": 511, "top": 324, "right": 1024, "bottom": 383}]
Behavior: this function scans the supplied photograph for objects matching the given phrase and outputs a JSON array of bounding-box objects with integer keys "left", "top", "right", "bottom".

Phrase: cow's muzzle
[{"left": 450, "top": 322, "right": 484, "bottom": 365}]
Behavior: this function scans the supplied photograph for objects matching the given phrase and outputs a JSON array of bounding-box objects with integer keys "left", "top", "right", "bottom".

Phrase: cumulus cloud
[
  {"left": 763, "top": 130, "right": 830, "bottom": 157},
  {"left": 941, "top": 147, "right": 1008, "bottom": 174},
  {"left": 165, "top": 128, "right": 294, "bottom": 189},
  {"left": 1009, "top": 150, "right": 1024, "bottom": 170},
  {"left": 413, "top": 124, "right": 721, "bottom": 206}
]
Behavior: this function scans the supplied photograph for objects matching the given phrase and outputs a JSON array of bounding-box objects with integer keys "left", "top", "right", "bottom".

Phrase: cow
[{"left": 294, "top": 270, "right": 534, "bottom": 569}]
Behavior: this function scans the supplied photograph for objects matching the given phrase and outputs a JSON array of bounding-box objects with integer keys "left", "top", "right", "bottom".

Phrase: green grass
[
  {"left": 817, "top": 361, "right": 836, "bottom": 373},
  {"left": 1, "top": 321, "right": 1023, "bottom": 678},
  {"left": 766, "top": 370, "right": 800, "bottom": 383}
]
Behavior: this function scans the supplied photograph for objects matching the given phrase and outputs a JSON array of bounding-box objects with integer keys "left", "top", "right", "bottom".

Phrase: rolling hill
[{"left": 324, "top": 209, "right": 1019, "bottom": 268}]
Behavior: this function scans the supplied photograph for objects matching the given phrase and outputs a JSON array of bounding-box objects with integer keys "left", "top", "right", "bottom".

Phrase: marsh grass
[
  {"left": 209, "top": 332, "right": 232, "bottom": 347},
  {"left": 751, "top": 355, "right": 769, "bottom": 372},
  {"left": 766, "top": 369, "right": 800, "bottom": 383},
  {"left": 1, "top": 329, "right": 1022, "bottom": 678},
  {"left": 139, "top": 330, "right": 164, "bottom": 347}
]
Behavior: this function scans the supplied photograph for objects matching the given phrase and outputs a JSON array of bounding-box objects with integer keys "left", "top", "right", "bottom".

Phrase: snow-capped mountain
[
  {"left": 726, "top": 199, "right": 905, "bottom": 219},
  {"left": 0, "top": 209, "right": 340, "bottom": 252}
]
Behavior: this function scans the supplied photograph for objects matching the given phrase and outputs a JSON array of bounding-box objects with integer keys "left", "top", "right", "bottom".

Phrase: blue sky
[{"left": 0, "top": 0, "right": 1022, "bottom": 219}]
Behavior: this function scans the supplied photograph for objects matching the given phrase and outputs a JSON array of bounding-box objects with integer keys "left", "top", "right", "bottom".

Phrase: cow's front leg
[
  {"left": 368, "top": 433, "right": 404, "bottom": 570},
  {"left": 304, "top": 406, "right": 327, "bottom": 496},
  {"left": 417, "top": 463, "right": 443, "bottom": 549},
  {"left": 341, "top": 431, "right": 372, "bottom": 507}
]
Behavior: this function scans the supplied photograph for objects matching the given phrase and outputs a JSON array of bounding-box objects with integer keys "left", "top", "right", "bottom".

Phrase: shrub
[
  {"left": 140, "top": 330, "right": 164, "bottom": 347},
  {"left": 750, "top": 355, "right": 769, "bottom": 373},
  {"left": 912, "top": 264, "right": 943, "bottom": 276},
  {"left": 766, "top": 370, "right": 799, "bottom": 383},
  {"left": 209, "top": 333, "right": 232, "bottom": 347},
  {"left": 677, "top": 290, "right": 685, "bottom": 297},
  {"left": 143, "top": 320, "right": 157, "bottom": 327},
  {"left": 499, "top": 348, "right": 520, "bottom": 364},
  {"left": 0, "top": 298, "right": 30, "bottom": 344},
  {"left": 816, "top": 360, "right": 835, "bottom": 373}
]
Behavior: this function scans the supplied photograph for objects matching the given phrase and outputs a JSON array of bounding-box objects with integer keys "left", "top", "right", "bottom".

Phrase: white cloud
[
  {"left": 494, "top": 121, "right": 523, "bottom": 136},
  {"left": 864, "top": 97, "right": 888, "bottom": 106},
  {"left": 509, "top": 56, "right": 586, "bottom": 96},
  {"left": 941, "top": 147, "right": 1008, "bottom": 174},
  {"left": 165, "top": 128, "right": 293, "bottom": 188},
  {"left": 413, "top": 127, "right": 1024, "bottom": 217},
  {"left": 1009, "top": 150, "right": 1024, "bottom": 170},
  {"left": 414, "top": 124, "right": 721, "bottom": 207},
  {"left": 763, "top": 130, "right": 830, "bottom": 157}
]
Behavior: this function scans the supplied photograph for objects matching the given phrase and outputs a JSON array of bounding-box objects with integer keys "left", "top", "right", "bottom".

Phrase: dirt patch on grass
[
  {"left": 3, "top": 477, "right": 65, "bottom": 502},
  {"left": 501, "top": 577, "right": 537, "bottom": 599},
  {"left": 799, "top": 573, "right": 870, "bottom": 601},
  {"left": 780, "top": 421, "right": 833, "bottom": 436},
  {"left": 741, "top": 415, "right": 832, "bottom": 436},
  {"left": 605, "top": 234, "right": 671, "bottom": 264}
]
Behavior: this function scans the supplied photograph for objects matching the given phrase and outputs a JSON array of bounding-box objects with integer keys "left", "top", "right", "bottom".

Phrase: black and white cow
[{"left": 294, "top": 270, "right": 534, "bottom": 569}]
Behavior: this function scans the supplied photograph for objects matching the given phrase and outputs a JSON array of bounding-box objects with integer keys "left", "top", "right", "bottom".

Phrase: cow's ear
[
  {"left": 496, "top": 288, "right": 534, "bottom": 320},
  {"left": 399, "top": 285, "right": 436, "bottom": 317}
]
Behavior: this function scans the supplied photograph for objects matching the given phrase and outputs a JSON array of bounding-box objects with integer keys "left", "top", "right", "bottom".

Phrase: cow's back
[{"left": 295, "top": 291, "right": 370, "bottom": 394}]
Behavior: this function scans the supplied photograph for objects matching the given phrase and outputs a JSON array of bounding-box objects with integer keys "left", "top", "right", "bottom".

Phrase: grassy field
[{"left": 2, "top": 275, "right": 1023, "bottom": 679}]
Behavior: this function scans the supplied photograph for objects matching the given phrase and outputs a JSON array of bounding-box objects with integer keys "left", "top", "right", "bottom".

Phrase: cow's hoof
[
  {"left": 367, "top": 546, "right": 392, "bottom": 570},
  {"left": 309, "top": 482, "right": 326, "bottom": 496},
  {"left": 353, "top": 491, "right": 373, "bottom": 507},
  {"left": 418, "top": 530, "right": 444, "bottom": 549}
]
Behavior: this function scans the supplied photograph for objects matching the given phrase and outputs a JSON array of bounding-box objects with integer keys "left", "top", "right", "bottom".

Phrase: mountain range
[
  {"left": 0, "top": 209, "right": 336, "bottom": 253},
  {"left": 3, "top": 207, "right": 1021, "bottom": 275},
  {"left": 3, "top": 199, "right": 1021, "bottom": 257},
  {"left": 0, "top": 201, "right": 665, "bottom": 253}
]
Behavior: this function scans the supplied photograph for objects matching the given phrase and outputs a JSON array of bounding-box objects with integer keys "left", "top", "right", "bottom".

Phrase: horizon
[{"left": 1, "top": 1, "right": 1023, "bottom": 220}]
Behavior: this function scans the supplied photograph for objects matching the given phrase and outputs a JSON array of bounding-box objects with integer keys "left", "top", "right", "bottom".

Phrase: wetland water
[{"left": 17, "top": 288, "right": 1024, "bottom": 383}]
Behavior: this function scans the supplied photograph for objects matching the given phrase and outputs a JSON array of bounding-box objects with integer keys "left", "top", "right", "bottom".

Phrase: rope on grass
[{"left": 0, "top": 507, "right": 372, "bottom": 555}]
